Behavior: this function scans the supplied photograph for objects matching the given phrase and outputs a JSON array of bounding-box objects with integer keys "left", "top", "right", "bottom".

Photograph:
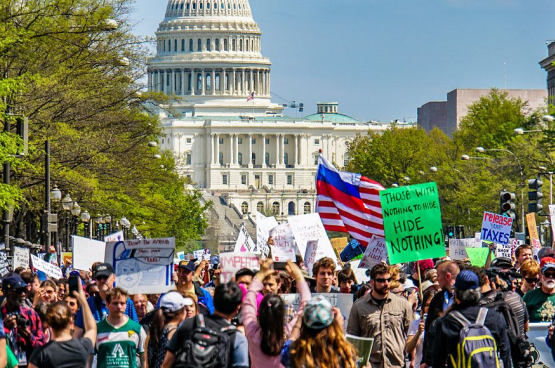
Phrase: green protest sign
[
  {"left": 380, "top": 182, "right": 445, "bottom": 264},
  {"left": 465, "top": 247, "right": 490, "bottom": 267}
]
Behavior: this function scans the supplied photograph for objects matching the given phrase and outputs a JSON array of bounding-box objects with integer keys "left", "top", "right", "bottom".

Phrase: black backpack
[
  {"left": 479, "top": 292, "right": 533, "bottom": 367},
  {"left": 174, "top": 314, "right": 237, "bottom": 368}
]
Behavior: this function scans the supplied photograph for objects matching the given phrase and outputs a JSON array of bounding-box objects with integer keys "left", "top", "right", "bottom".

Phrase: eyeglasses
[
  {"left": 543, "top": 272, "right": 555, "bottom": 279},
  {"left": 374, "top": 277, "right": 392, "bottom": 284},
  {"left": 95, "top": 275, "right": 108, "bottom": 281},
  {"left": 525, "top": 277, "right": 540, "bottom": 284}
]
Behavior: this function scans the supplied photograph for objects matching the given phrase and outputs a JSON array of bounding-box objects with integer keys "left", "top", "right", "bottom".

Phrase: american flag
[
  {"left": 316, "top": 154, "right": 384, "bottom": 247},
  {"left": 247, "top": 92, "right": 255, "bottom": 102}
]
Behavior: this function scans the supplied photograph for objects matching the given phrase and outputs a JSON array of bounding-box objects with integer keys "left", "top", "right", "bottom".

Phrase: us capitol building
[{"left": 147, "top": 0, "right": 405, "bottom": 240}]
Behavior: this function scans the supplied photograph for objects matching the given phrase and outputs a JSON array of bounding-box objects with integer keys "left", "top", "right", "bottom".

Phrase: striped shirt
[{"left": 96, "top": 317, "right": 146, "bottom": 368}]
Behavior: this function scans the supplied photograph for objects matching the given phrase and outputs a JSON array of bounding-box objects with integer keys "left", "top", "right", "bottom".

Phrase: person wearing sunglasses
[
  {"left": 517, "top": 259, "right": 541, "bottom": 298},
  {"left": 347, "top": 263, "right": 413, "bottom": 368},
  {"left": 523, "top": 257, "right": 555, "bottom": 322}
]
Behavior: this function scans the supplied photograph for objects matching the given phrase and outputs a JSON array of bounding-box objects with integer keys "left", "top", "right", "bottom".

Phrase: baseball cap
[
  {"left": 93, "top": 263, "right": 114, "bottom": 279},
  {"left": 160, "top": 291, "right": 191, "bottom": 312},
  {"left": 303, "top": 295, "right": 334, "bottom": 330},
  {"left": 490, "top": 257, "right": 513, "bottom": 270},
  {"left": 2, "top": 274, "right": 27, "bottom": 292},
  {"left": 177, "top": 260, "right": 196, "bottom": 273},
  {"left": 454, "top": 270, "right": 480, "bottom": 291},
  {"left": 415, "top": 259, "right": 434, "bottom": 274},
  {"left": 540, "top": 257, "right": 555, "bottom": 273}
]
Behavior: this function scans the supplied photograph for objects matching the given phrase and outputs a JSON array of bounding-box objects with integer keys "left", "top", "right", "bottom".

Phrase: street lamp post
[{"left": 80, "top": 210, "right": 90, "bottom": 238}]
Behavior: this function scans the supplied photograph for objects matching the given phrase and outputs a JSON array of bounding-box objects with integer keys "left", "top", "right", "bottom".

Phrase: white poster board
[
  {"left": 234, "top": 224, "right": 258, "bottom": 253},
  {"left": 358, "top": 235, "right": 388, "bottom": 269},
  {"left": 72, "top": 236, "right": 106, "bottom": 271},
  {"left": 448, "top": 238, "right": 479, "bottom": 261},
  {"left": 480, "top": 212, "right": 512, "bottom": 245},
  {"left": 288, "top": 213, "right": 338, "bottom": 263},
  {"left": 270, "top": 223, "right": 297, "bottom": 262},
  {"left": 281, "top": 293, "right": 354, "bottom": 329},
  {"left": 105, "top": 231, "right": 124, "bottom": 242},
  {"left": 31, "top": 254, "right": 63, "bottom": 279},
  {"left": 303, "top": 240, "right": 319, "bottom": 272},
  {"left": 256, "top": 212, "right": 278, "bottom": 258},
  {"left": 105, "top": 238, "right": 175, "bottom": 294},
  {"left": 219, "top": 252, "right": 260, "bottom": 283},
  {"left": 13, "top": 247, "right": 30, "bottom": 269}
]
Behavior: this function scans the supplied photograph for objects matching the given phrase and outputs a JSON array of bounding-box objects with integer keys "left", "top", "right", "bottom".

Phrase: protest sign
[
  {"left": 256, "top": 212, "right": 278, "bottom": 258},
  {"left": 495, "top": 243, "right": 512, "bottom": 258},
  {"left": 105, "top": 238, "right": 175, "bottom": 294},
  {"left": 448, "top": 239, "right": 478, "bottom": 261},
  {"left": 13, "top": 247, "right": 30, "bottom": 269},
  {"left": 61, "top": 252, "right": 72, "bottom": 266},
  {"left": 193, "top": 249, "right": 204, "bottom": 259},
  {"left": 72, "top": 236, "right": 106, "bottom": 271},
  {"left": 31, "top": 254, "right": 63, "bottom": 279},
  {"left": 304, "top": 240, "right": 321, "bottom": 273},
  {"left": 550, "top": 205, "right": 555, "bottom": 244},
  {"left": 177, "top": 251, "right": 185, "bottom": 260},
  {"left": 234, "top": 224, "right": 258, "bottom": 253},
  {"left": 526, "top": 213, "right": 541, "bottom": 250},
  {"left": 288, "top": 213, "right": 338, "bottom": 263},
  {"left": 380, "top": 182, "right": 445, "bottom": 264},
  {"left": 219, "top": 252, "right": 260, "bottom": 283},
  {"left": 105, "top": 231, "right": 124, "bottom": 242},
  {"left": 340, "top": 239, "right": 364, "bottom": 262},
  {"left": 358, "top": 235, "right": 388, "bottom": 269},
  {"left": 465, "top": 247, "right": 490, "bottom": 267},
  {"left": 346, "top": 334, "right": 374, "bottom": 367},
  {"left": 481, "top": 212, "right": 512, "bottom": 245},
  {"left": 281, "top": 293, "right": 354, "bottom": 329},
  {"left": 269, "top": 223, "right": 297, "bottom": 262},
  {"left": 0, "top": 249, "right": 9, "bottom": 277},
  {"left": 330, "top": 237, "right": 348, "bottom": 257},
  {"left": 474, "top": 232, "right": 482, "bottom": 247}
]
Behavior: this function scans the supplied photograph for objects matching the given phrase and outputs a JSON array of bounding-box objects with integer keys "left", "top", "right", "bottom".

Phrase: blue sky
[{"left": 130, "top": 0, "right": 555, "bottom": 122}]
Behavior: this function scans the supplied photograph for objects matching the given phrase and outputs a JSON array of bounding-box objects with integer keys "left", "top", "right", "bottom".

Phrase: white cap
[{"left": 160, "top": 292, "right": 188, "bottom": 312}]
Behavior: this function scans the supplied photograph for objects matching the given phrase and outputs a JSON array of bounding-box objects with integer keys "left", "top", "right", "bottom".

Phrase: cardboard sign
[
  {"left": 380, "top": 182, "right": 445, "bottom": 264},
  {"left": 31, "top": 254, "right": 63, "bottom": 279},
  {"left": 105, "top": 238, "right": 175, "bottom": 294},
  {"left": 72, "top": 236, "right": 106, "bottom": 271},
  {"left": 281, "top": 293, "right": 354, "bottom": 329},
  {"left": 13, "top": 247, "right": 30, "bottom": 269},
  {"left": 346, "top": 334, "right": 374, "bottom": 367},
  {"left": 256, "top": 212, "right": 278, "bottom": 258},
  {"left": 104, "top": 231, "right": 124, "bottom": 242},
  {"left": 465, "top": 247, "right": 490, "bottom": 267},
  {"left": 448, "top": 239, "right": 478, "bottom": 261},
  {"left": 526, "top": 213, "right": 541, "bottom": 249},
  {"left": 481, "top": 212, "right": 512, "bottom": 245},
  {"left": 0, "top": 251, "right": 9, "bottom": 277},
  {"left": 234, "top": 224, "right": 257, "bottom": 253},
  {"left": 269, "top": 223, "right": 297, "bottom": 262},
  {"left": 288, "top": 213, "right": 338, "bottom": 263},
  {"left": 219, "top": 252, "right": 260, "bottom": 283},
  {"left": 331, "top": 237, "right": 348, "bottom": 257},
  {"left": 358, "top": 235, "right": 388, "bottom": 269}
]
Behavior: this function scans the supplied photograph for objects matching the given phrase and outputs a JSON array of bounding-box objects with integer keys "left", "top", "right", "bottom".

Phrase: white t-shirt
[{"left": 407, "top": 317, "right": 424, "bottom": 367}]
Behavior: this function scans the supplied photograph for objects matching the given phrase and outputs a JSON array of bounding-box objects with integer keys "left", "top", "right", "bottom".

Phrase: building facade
[
  {"left": 147, "top": 0, "right": 399, "bottom": 225},
  {"left": 540, "top": 41, "right": 555, "bottom": 101}
]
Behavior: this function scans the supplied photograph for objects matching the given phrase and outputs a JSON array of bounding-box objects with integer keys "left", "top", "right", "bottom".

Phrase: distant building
[
  {"left": 539, "top": 41, "right": 555, "bottom": 101},
  {"left": 417, "top": 89, "right": 547, "bottom": 136}
]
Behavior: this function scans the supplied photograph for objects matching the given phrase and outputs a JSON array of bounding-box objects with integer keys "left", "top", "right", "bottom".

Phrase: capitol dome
[{"left": 147, "top": 0, "right": 283, "bottom": 117}]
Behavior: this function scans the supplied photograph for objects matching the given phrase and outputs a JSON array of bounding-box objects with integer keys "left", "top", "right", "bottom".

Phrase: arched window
[
  {"left": 224, "top": 39, "right": 228, "bottom": 51},
  {"left": 218, "top": 152, "right": 223, "bottom": 165},
  {"left": 215, "top": 39, "right": 220, "bottom": 51},
  {"left": 189, "top": 39, "right": 193, "bottom": 51},
  {"left": 206, "top": 73, "right": 212, "bottom": 90},
  {"left": 239, "top": 39, "right": 243, "bottom": 51},
  {"left": 197, "top": 73, "right": 202, "bottom": 91},
  {"left": 288, "top": 202, "right": 295, "bottom": 215},
  {"left": 215, "top": 73, "right": 220, "bottom": 91},
  {"left": 245, "top": 39, "right": 249, "bottom": 52},
  {"left": 241, "top": 202, "right": 248, "bottom": 214},
  {"left": 257, "top": 202, "right": 264, "bottom": 213},
  {"left": 168, "top": 39, "right": 171, "bottom": 52},
  {"left": 284, "top": 153, "right": 288, "bottom": 166},
  {"left": 192, "top": 2, "right": 196, "bottom": 9},
  {"left": 198, "top": 39, "right": 202, "bottom": 51},
  {"left": 304, "top": 202, "right": 311, "bottom": 214},
  {"left": 238, "top": 152, "right": 243, "bottom": 165},
  {"left": 232, "top": 39, "right": 236, "bottom": 51},
  {"left": 181, "top": 39, "right": 185, "bottom": 51},
  {"left": 272, "top": 202, "right": 280, "bottom": 215},
  {"left": 225, "top": 73, "right": 229, "bottom": 90},
  {"left": 206, "top": 39, "right": 211, "bottom": 51},
  {"left": 251, "top": 153, "right": 256, "bottom": 164},
  {"left": 265, "top": 152, "right": 269, "bottom": 165},
  {"left": 174, "top": 39, "right": 177, "bottom": 52}
]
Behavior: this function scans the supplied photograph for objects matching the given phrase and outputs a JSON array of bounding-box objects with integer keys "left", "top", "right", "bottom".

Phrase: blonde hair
[
  {"left": 520, "top": 259, "right": 540, "bottom": 278},
  {"left": 106, "top": 287, "right": 128, "bottom": 304},
  {"left": 290, "top": 318, "right": 358, "bottom": 368}
]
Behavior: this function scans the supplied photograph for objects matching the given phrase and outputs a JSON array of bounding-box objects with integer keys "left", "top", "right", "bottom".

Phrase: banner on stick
[
  {"left": 526, "top": 213, "right": 541, "bottom": 250},
  {"left": 219, "top": 252, "right": 260, "bottom": 283},
  {"left": 465, "top": 247, "right": 490, "bottom": 267},
  {"left": 72, "top": 236, "right": 106, "bottom": 271},
  {"left": 380, "top": 182, "right": 445, "bottom": 264},
  {"left": 31, "top": 254, "right": 63, "bottom": 279},
  {"left": 288, "top": 213, "right": 338, "bottom": 264},
  {"left": 481, "top": 212, "right": 512, "bottom": 245},
  {"left": 270, "top": 223, "right": 297, "bottom": 262},
  {"left": 13, "top": 247, "right": 30, "bottom": 269},
  {"left": 358, "top": 236, "right": 388, "bottom": 269},
  {"left": 256, "top": 212, "right": 278, "bottom": 258},
  {"left": 234, "top": 224, "right": 257, "bottom": 253}
]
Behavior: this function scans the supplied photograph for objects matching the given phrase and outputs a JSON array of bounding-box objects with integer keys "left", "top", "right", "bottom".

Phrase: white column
[
  {"left": 262, "top": 134, "right": 266, "bottom": 167},
  {"left": 169, "top": 70, "right": 174, "bottom": 95},
  {"left": 201, "top": 69, "right": 206, "bottom": 95},
  {"left": 215, "top": 134, "right": 220, "bottom": 165},
  {"left": 242, "top": 69, "right": 246, "bottom": 95},
  {"left": 211, "top": 70, "right": 216, "bottom": 95},
  {"left": 235, "top": 134, "right": 239, "bottom": 165},
  {"left": 281, "top": 134, "right": 285, "bottom": 165},
  {"left": 181, "top": 69, "right": 186, "bottom": 96},
  {"left": 147, "top": 71, "right": 152, "bottom": 91},
  {"left": 229, "top": 134, "right": 234, "bottom": 165},
  {"left": 248, "top": 134, "right": 253, "bottom": 167},
  {"left": 294, "top": 134, "right": 299, "bottom": 166},
  {"left": 267, "top": 70, "right": 271, "bottom": 96},
  {"left": 275, "top": 134, "right": 279, "bottom": 166},
  {"left": 219, "top": 70, "right": 224, "bottom": 95},
  {"left": 190, "top": 71, "right": 195, "bottom": 96},
  {"left": 209, "top": 134, "right": 214, "bottom": 165},
  {"left": 232, "top": 69, "right": 236, "bottom": 95},
  {"left": 249, "top": 70, "right": 254, "bottom": 94}
]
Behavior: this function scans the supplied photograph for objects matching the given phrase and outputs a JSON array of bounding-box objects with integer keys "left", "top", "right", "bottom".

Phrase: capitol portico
[{"left": 148, "top": 0, "right": 404, "bottom": 238}]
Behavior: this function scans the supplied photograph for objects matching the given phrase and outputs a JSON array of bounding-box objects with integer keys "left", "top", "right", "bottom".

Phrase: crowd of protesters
[{"left": 1, "top": 242, "right": 555, "bottom": 367}]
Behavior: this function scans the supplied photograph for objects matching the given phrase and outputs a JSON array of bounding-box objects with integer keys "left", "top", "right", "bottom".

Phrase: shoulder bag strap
[
  {"left": 450, "top": 311, "right": 471, "bottom": 328},
  {"left": 476, "top": 307, "right": 488, "bottom": 327}
]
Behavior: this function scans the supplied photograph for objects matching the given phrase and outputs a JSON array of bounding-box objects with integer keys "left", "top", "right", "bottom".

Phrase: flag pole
[{"left": 417, "top": 264, "right": 423, "bottom": 300}]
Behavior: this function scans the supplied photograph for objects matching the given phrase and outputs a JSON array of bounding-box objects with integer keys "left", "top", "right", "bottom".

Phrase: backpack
[
  {"left": 480, "top": 292, "right": 533, "bottom": 367},
  {"left": 449, "top": 308, "right": 500, "bottom": 368},
  {"left": 174, "top": 314, "right": 237, "bottom": 368}
]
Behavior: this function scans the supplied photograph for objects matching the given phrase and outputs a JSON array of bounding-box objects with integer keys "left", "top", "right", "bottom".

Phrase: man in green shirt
[
  {"left": 96, "top": 287, "right": 146, "bottom": 368},
  {"left": 523, "top": 257, "right": 555, "bottom": 322}
]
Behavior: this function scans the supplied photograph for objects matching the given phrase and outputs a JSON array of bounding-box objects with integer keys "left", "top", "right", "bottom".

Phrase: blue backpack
[{"left": 449, "top": 308, "right": 500, "bottom": 368}]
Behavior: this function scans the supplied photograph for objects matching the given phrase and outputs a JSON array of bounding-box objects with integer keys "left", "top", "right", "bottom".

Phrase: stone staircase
[{"left": 202, "top": 191, "right": 257, "bottom": 242}]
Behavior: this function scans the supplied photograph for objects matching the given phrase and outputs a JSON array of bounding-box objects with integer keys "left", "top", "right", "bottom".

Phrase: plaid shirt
[{"left": 1, "top": 304, "right": 46, "bottom": 360}]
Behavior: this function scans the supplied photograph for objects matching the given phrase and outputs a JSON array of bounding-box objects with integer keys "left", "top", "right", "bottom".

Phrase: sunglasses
[
  {"left": 525, "top": 277, "right": 540, "bottom": 284},
  {"left": 543, "top": 272, "right": 555, "bottom": 279},
  {"left": 95, "top": 275, "right": 109, "bottom": 281},
  {"left": 374, "top": 277, "right": 392, "bottom": 284}
]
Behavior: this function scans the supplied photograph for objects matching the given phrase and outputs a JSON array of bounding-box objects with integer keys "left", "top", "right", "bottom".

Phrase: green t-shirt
[
  {"left": 96, "top": 317, "right": 147, "bottom": 368},
  {"left": 523, "top": 288, "right": 555, "bottom": 323}
]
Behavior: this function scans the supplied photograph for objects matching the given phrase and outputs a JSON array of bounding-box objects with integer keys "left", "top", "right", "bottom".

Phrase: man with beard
[
  {"left": 347, "top": 263, "right": 413, "bottom": 368},
  {"left": 523, "top": 257, "right": 555, "bottom": 322},
  {"left": 1, "top": 274, "right": 45, "bottom": 367}
]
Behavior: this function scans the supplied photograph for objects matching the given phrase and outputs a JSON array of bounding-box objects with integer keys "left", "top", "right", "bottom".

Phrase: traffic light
[
  {"left": 528, "top": 178, "right": 543, "bottom": 213},
  {"left": 447, "top": 225, "right": 455, "bottom": 238},
  {"left": 500, "top": 191, "right": 516, "bottom": 219}
]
